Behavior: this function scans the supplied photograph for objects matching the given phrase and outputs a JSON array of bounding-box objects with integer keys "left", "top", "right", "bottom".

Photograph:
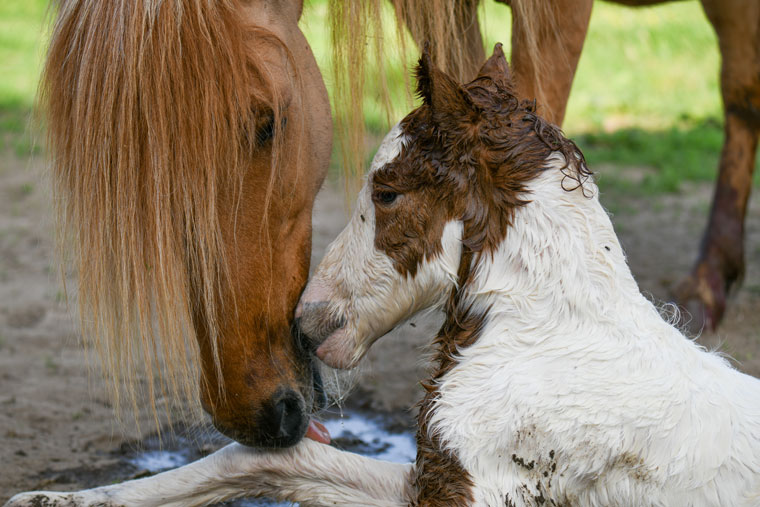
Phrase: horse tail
[{"left": 40, "top": 0, "right": 266, "bottom": 423}]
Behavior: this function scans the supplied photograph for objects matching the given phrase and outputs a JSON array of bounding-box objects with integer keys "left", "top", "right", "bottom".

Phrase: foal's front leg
[{"left": 4, "top": 440, "right": 413, "bottom": 507}]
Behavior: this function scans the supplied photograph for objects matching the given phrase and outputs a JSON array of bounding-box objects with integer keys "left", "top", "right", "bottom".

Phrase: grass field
[{"left": 1, "top": 0, "right": 755, "bottom": 193}]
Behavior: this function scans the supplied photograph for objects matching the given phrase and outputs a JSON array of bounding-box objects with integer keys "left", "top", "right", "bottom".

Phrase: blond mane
[
  {"left": 329, "top": 0, "right": 558, "bottom": 186},
  {"left": 40, "top": 0, "right": 290, "bottom": 423}
]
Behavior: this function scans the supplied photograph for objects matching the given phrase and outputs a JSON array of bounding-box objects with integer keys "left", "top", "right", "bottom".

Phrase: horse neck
[{"left": 459, "top": 157, "right": 657, "bottom": 342}]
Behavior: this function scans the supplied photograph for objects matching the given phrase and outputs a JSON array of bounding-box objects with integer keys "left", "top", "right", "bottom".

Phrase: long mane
[{"left": 40, "top": 0, "right": 288, "bottom": 420}]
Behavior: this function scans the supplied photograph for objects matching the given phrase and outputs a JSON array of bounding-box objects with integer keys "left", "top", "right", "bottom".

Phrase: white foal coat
[
  {"left": 425, "top": 154, "right": 760, "bottom": 506},
  {"left": 4, "top": 439, "right": 412, "bottom": 507}
]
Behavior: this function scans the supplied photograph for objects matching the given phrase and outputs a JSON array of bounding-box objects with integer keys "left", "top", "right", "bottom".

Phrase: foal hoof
[
  {"left": 673, "top": 262, "right": 729, "bottom": 332},
  {"left": 4, "top": 492, "right": 105, "bottom": 507}
]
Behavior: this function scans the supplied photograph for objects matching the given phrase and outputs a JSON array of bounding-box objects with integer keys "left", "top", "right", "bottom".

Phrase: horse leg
[
  {"left": 392, "top": 0, "right": 485, "bottom": 82},
  {"left": 674, "top": 0, "right": 760, "bottom": 329},
  {"left": 4, "top": 440, "right": 413, "bottom": 507},
  {"left": 506, "top": 0, "right": 593, "bottom": 125}
]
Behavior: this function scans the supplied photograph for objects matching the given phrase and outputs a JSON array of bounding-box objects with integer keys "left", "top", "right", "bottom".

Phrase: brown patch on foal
[
  {"left": 372, "top": 44, "right": 588, "bottom": 280},
  {"left": 372, "top": 45, "right": 589, "bottom": 504}
]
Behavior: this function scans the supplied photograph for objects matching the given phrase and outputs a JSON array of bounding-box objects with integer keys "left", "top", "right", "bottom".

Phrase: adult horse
[
  {"left": 41, "top": 0, "right": 335, "bottom": 447},
  {"left": 39, "top": 0, "right": 483, "bottom": 449}
]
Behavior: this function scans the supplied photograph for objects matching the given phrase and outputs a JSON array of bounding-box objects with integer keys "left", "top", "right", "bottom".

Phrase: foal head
[{"left": 297, "top": 45, "right": 586, "bottom": 369}]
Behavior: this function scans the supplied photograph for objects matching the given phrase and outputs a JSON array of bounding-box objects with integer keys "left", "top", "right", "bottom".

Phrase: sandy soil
[{"left": 1, "top": 151, "right": 759, "bottom": 501}]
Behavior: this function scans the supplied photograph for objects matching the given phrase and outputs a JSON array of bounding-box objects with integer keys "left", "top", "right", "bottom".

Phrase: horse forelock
[{"left": 41, "top": 0, "right": 297, "bottom": 422}]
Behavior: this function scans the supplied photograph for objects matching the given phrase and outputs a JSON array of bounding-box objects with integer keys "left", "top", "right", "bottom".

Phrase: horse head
[{"left": 42, "top": 0, "right": 331, "bottom": 447}]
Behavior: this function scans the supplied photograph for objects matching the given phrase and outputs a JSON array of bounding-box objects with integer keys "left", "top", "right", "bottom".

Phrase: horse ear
[
  {"left": 475, "top": 43, "right": 512, "bottom": 89},
  {"left": 415, "top": 44, "right": 479, "bottom": 126}
]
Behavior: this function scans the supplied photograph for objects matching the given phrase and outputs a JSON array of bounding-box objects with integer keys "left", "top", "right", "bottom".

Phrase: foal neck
[{"left": 454, "top": 154, "right": 654, "bottom": 342}]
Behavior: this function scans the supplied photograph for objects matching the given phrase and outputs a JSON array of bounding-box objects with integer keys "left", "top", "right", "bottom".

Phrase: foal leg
[
  {"left": 4, "top": 440, "right": 413, "bottom": 507},
  {"left": 674, "top": 0, "right": 760, "bottom": 329}
]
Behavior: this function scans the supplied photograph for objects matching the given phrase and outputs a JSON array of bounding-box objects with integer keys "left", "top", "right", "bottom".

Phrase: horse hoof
[{"left": 673, "top": 262, "right": 728, "bottom": 332}]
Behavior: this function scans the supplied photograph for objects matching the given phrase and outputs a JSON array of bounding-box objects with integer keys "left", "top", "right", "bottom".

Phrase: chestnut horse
[
  {"left": 41, "top": 0, "right": 334, "bottom": 447},
  {"left": 39, "top": 0, "right": 486, "bottom": 450}
]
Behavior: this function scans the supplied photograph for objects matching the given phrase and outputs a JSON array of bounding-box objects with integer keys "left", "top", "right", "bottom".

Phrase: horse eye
[
  {"left": 255, "top": 113, "right": 287, "bottom": 146},
  {"left": 376, "top": 190, "right": 398, "bottom": 205},
  {"left": 256, "top": 114, "right": 275, "bottom": 145}
]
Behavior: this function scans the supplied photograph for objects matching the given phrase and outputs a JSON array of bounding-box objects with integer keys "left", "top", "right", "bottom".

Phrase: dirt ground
[{"left": 1, "top": 150, "right": 760, "bottom": 501}]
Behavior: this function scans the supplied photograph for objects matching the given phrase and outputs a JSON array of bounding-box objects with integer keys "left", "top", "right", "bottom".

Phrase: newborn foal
[{"left": 297, "top": 45, "right": 760, "bottom": 506}]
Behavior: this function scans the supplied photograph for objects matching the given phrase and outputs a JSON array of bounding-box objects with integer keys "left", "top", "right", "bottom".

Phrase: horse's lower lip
[{"left": 315, "top": 327, "right": 356, "bottom": 369}]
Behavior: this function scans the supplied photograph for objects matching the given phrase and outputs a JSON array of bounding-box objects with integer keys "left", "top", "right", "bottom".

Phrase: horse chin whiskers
[{"left": 314, "top": 354, "right": 365, "bottom": 410}]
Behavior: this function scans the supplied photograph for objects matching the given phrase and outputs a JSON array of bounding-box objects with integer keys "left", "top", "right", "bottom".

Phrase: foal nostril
[
  {"left": 296, "top": 301, "right": 346, "bottom": 349},
  {"left": 272, "top": 390, "right": 306, "bottom": 440}
]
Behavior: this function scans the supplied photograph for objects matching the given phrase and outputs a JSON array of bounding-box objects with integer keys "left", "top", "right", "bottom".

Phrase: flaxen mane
[{"left": 40, "top": 0, "right": 293, "bottom": 421}]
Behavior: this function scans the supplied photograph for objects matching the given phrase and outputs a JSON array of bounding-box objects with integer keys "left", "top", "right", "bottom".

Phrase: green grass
[
  {"left": 0, "top": 0, "right": 746, "bottom": 193},
  {"left": 564, "top": 2, "right": 720, "bottom": 132},
  {"left": 0, "top": 0, "right": 47, "bottom": 157},
  {"left": 300, "top": 0, "right": 722, "bottom": 135},
  {"left": 578, "top": 118, "right": 722, "bottom": 194},
  {"left": 0, "top": 0, "right": 48, "bottom": 110}
]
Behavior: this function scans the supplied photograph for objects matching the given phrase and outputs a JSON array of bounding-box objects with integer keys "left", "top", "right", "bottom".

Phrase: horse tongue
[{"left": 305, "top": 419, "right": 331, "bottom": 444}]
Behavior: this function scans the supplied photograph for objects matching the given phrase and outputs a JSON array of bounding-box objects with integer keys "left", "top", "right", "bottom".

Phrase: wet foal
[{"left": 298, "top": 46, "right": 760, "bottom": 505}]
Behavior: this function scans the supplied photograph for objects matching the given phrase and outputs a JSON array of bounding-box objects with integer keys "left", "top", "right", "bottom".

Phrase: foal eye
[{"left": 376, "top": 190, "right": 398, "bottom": 205}]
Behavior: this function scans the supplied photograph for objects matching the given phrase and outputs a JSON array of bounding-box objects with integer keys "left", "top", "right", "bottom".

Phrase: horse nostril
[{"left": 272, "top": 390, "right": 306, "bottom": 440}]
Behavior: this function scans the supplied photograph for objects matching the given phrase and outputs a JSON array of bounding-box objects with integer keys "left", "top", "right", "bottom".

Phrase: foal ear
[
  {"left": 475, "top": 43, "right": 513, "bottom": 90},
  {"left": 416, "top": 44, "right": 480, "bottom": 126}
]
